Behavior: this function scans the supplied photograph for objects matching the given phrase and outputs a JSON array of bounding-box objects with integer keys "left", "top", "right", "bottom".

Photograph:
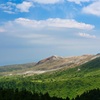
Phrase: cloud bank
[
  {"left": 0, "top": 18, "right": 95, "bottom": 45},
  {"left": 14, "top": 18, "right": 94, "bottom": 30}
]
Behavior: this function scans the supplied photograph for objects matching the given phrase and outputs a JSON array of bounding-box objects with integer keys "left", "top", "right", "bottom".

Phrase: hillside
[
  {"left": 0, "top": 54, "right": 100, "bottom": 99},
  {"left": 0, "top": 54, "right": 98, "bottom": 76},
  {"left": 28, "top": 56, "right": 100, "bottom": 98},
  {"left": 0, "top": 63, "right": 36, "bottom": 76},
  {"left": 33, "top": 54, "right": 94, "bottom": 70}
]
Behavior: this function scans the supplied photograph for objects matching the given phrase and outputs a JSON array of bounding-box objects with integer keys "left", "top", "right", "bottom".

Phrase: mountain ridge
[{"left": 0, "top": 54, "right": 100, "bottom": 76}]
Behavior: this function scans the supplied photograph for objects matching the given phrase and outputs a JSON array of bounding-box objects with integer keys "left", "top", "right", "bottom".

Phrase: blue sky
[{"left": 0, "top": 0, "right": 100, "bottom": 66}]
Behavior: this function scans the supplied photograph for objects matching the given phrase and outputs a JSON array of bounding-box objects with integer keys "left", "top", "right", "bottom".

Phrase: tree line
[{"left": 0, "top": 88, "right": 100, "bottom": 100}]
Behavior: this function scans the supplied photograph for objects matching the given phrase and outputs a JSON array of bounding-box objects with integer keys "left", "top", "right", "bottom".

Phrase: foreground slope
[{"left": 29, "top": 56, "right": 100, "bottom": 98}]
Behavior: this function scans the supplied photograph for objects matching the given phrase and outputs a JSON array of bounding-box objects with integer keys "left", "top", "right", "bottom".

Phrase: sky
[{"left": 0, "top": 0, "right": 100, "bottom": 66}]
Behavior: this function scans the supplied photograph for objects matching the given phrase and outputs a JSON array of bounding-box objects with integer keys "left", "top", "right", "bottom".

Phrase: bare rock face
[
  {"left": 37, "top": 55, "right": 63, "bottom": 64},
  {"left": 34, "top": 54, "right": 95, "bottom": 71}
]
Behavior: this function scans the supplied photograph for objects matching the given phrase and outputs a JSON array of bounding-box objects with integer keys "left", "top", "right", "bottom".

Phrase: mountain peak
[
  {"left": 50, "top": 55, "right": 62, "bottom": 60},
  {"left": 37, "top": 55, "right": 62, "bottom": 65}
]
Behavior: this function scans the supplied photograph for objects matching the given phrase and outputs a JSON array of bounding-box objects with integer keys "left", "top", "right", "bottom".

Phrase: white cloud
[
  {"left": 0, "top": 18, "right": 96, "bottom": 46},
  {"left": 78, "top": 33, "right": 96, "bottom": 38},
  {"left": 0, "top": 18, "right": 99, "bottom": 54},
  {"left": 0, "top": 1, "right": 33, "bottom": 13},
  {"left": 16, "top": 1, "right": 33, "bottom": 12},
  {"left": 0, "top": 2, "right": 16, "bottom": 14},
  {"left": 4, "top": 10, "right": 15, "bottom": 14},
  {"left": 14, "top": 18, "right": 94, "bottom": 30},
  {"left": 67, "top": 0, "right": 90, "bottom": 4},
  {"left": 82, "top": 1, "right": 100, "bottom": 16},
  {"left": 31, "top": 0, "right": 63, "bottom": 4}
]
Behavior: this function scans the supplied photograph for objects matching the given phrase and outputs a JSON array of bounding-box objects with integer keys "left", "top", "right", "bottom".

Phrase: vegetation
[
  {"left": 0, "top": 88, "right": 100, "bottom": 100},
  {"left": 0, "top": 57, "right": 100, "bottom": 99},
  {"left": 0, "top": 63, "right": 36, "bottom": 76},
  {"left": 0, "top": 88, "right": 66, "bottom": 100},
  {"left": 73, "top": 88, "right": 100, "bottom": 100}
]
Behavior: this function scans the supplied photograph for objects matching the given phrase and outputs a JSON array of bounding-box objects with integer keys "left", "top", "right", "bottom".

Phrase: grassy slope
[
  {"left": 30, "top": 57, "right": 100, "bottom": 98},
  {"left": 0, "top": 57, "right": 100, "bottom": 99},
  {"left": 0, "top": 63, "right": 36, "bottom": 75}
]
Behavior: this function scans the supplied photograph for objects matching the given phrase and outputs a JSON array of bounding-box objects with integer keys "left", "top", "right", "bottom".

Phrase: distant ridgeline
[
  {"left": 0, "top": 88, "right": 100, "bottom": 100},
  {"left": 96, "top": 53, "right": 100, "bottom": 55}
]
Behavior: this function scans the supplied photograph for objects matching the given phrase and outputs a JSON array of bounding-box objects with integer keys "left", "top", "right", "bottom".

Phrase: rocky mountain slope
[
  {"left": 0, "top": 54, "right": 100, "bottom": 76},
  {"left": 34, "top": 54, "right": 94, "bottom": 70}
]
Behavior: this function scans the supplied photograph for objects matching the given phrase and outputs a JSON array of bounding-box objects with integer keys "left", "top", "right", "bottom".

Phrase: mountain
[
  {"left": 0, "top": 54, "right": 100, "bottom": 99},
  {"left": 24, "top": 55, "right": 100, "bottom": 98},
  {"left": 0, "top": 54, "right": 99, "bottom": 76},
  {"left": 0, "top": 62, "right": 36, "bottom": 76},
  {"left": 37, "top": 55, "right": 63, "bottom": 64},
  {"left": 34, "top": 54, "right": 94, "bottom": 70}
]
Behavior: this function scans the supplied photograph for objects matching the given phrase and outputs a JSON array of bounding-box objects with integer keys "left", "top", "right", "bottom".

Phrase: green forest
[{"left": 0, "top": 88, "right": 100, "bottom": 100}]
